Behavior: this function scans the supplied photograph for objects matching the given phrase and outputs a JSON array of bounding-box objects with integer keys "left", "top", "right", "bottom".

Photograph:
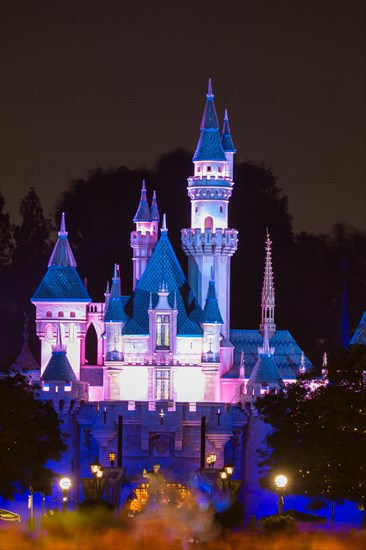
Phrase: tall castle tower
[
  {"left": 181, "top": 80, "right": 238, "bottom": 339},
  {"left": 130, "top": 181, "right": 160, "bottom": 290}
]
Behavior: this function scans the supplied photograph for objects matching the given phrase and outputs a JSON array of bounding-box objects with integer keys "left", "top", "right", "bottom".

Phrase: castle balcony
[
  {"left": 181, "top": 228, "right": 238, "bottom": 256},
  {"left": 188, "top": 175, "right": 233, "bottom": 188}
]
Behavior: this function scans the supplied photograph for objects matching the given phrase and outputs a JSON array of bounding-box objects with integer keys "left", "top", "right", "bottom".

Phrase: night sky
[{"left": 1, "top": 0, "right": 365, "bottom": 234}]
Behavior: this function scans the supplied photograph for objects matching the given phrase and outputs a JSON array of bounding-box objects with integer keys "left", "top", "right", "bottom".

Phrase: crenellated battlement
[
  {"left": 181, "top": 228, "right": 238, "bottom": 256},
  {"left": 130, "top": 230, "right": 158, "bottom": 246}
]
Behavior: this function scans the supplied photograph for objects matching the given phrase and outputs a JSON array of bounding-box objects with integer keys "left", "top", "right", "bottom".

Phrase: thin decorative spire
[
  {"left": 149, "top": 291, "right": 153, "bottom": 310},
  {"left": 173, "top": 291, "right": 177, "bottom": 310},
  {"left": 150, "top": 189, "right": 160, "bottom": 222},
  {"left": 161, "top": 213, "right": 167, "bottom": 232},
  {"left": 299, "top": 351, "right": 306, "bottom": 374},
  {"left": 59, "top": 212, "right": 67, "bottom": 236},
  {"left": 133, "top": 180, "right": 151, "bottom": 222},
  {"left": 207, "top": 78, "right": 213, "bottom": 98},
  {"left": 105, "top": 280, "right": 110, "bottom": 294},
  {"left": 52, "top": 326, "right": 66, "bottom": 353},
  {"left": 48, "top": 212, "right": 77, "bottom": 267},
  {"left": 260, "top": 229, "right": 276, "bottom": 338},
  {"left": 221, "top": 108, "right": 236, "bottom": 152}
]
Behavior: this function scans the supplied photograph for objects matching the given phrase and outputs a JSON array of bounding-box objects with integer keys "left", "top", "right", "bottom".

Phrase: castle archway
[{"left": 85, "top": 323, "right": 98, "bottom": 364}]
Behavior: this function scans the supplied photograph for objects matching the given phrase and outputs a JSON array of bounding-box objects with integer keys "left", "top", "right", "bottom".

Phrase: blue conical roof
[
  {"left": 193, "top": 79, "right": 226, "bottom": 162},
  {"left": 42, "top": 350, "right": 77, "bottom": 383},
  {"left": 202, "top": 279, "right": 223, "bottom": 324},
  {"left": 133, "top": 181, "right": 151, "bottom": 222},
  {"left": 150, "top": 190, "right": 160, "bottom": 222},
  {"left": 48, "top": 213, "right": 77, "bottom": 267},
  {"left": 221, "top": 109, "right": 236, "bottom": 153},
  {"left": 104, "top": 264, "right": 129, "bottom": 322},
  {"left": 247, "top": 354, "right": 282, "bottom": 386},
  {"left": 32, "top": 214, "right": 90, "bottom": 302},
  {"left": 123, "top": 231, "right": 202, "bottom": 335}
]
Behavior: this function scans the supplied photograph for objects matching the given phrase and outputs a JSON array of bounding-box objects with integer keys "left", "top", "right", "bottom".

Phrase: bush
[{"left": 262, "top": 514, "right": 297, "bottom": 534}]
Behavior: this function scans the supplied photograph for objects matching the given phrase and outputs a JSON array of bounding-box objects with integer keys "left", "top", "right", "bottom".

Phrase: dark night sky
[{"left": 1, "top": 0, "right": 365, "bottom": 234}]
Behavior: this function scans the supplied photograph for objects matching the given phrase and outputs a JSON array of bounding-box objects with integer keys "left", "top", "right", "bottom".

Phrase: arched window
[
  {"left": 58, "top": 311, "right": 64, "bottom": 317},
  {"left": 207, "top": 166, "right": 211, "bottom": 172},
  {"left": 218, "top": 166, "right": 221, "bottom": 172},
  {"left": 70, "top": 311, "right": 75, "bottom": 318},
  {"left": 204, "top": 216, "right": 213, "bottom": 230},
  {"left": 197, "top": 166, "right": 200, "bottom": 172},
  {"left": 156, "top": 314, "right": 170, "bottom": 350},
  {"left": 156, "top": 315, "right": 162, "bottom": 348},
  {"left": 163, "top": 315, "right": 170, "bottom": 348},
  {"left": 195, "top": 206, "right": 198, "bottom": 213},
  {"left": 220, "top": 206, "right": 223, "bottom": 213},
  {"left": 46, "top": 311, "right": 52, "bottom": 317}
]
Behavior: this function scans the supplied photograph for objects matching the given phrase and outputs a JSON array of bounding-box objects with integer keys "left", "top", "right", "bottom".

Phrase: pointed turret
[
  {"left": 133, "top": 180, "right": 151, "bottom": 222},
  {"left": 201, "top": 271, "right": 224, "bottom": 324},
  {"left": 221, "top": 109, "right": 236, "bottom": 153},
  {"left": 246, "top": 324, "right": 281, "bottom": 396},
  {"left": 193, "top": 79, "right": 226, "bottom": 162},
  {"left": 260, "top": 229, "right": 276, "bottom": 339},
  {"left": 48, "top": 212, "right": 77, "bottom": 267},
  {"left": 131, "top": 181, "right": 159, "bottom": 290},
  {"left": 150, "top": 190, "right": 160, "bottom": 222},
  {"left": 104, "top": 264, "right": 128, "bottom": 323},
  {"left": 41, "top": 328, "right": 77, "bottom": 383},
  {"left": 12, "top": 313, "right": 40, "bottom": 379}
]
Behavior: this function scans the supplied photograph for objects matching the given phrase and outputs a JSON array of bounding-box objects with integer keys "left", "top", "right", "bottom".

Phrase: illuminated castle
[{"left": 27, "top": 81, "right": 312, "bottom": 515}]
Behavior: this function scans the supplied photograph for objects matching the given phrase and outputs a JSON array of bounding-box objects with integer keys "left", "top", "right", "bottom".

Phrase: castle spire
[
  {"left": 260, "top": 229, "right": 276, "bottom": 339},
  {"left": 221, "top": 109, "right": 236, "bottom": 153},
  {"left": 150, "top": 190, "right": 160, "bottom": 222},
  {"left": 133, "top": 180, "right": 151, "bottom": 222},
  {"left": 161, "top": 213, "right": 168, "bottom": 232},
  {"left": 193, "top": 79, "right": 226, "bottom": 162},
  {"left": 299, "top": 351, "right": 306, "bottom": 374},
  {"left": 48, "top": 212, "right": 77, "bottom": 267},
  {"left": 104, "top": 263, "right": 128, "bottom": 323}
]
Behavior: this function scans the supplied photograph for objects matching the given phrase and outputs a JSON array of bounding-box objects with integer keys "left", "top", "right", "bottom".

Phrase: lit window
[
  {"left": 197, "top": 166, "right": 201, "bottom": 172},
  {"left": 155, "top": 370, "right": 170, "bottom": 400},
  {"left": 156, "top": 314, "right": 170, "bottom": 350}
]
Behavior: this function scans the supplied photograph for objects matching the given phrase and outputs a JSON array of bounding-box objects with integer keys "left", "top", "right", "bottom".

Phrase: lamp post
[
  {"left": 90, "top": 459, "right": 104, "bottom": 499},
  {"left": 59, "top": 477, "right": 72, "bottom": 513},
  {"left": 275, "top": 474, "right": 288, "bottom": 515},
  {"left": 28, "top": 486, "right": 34, "bottom": 535},
  {"left": 159, "top": 409, "right": 165, "bottom": 425},
  {"left": 220, "top": 464, "right": 234, "bottom": 497},
  {"left": 108, "top": 451, "right": 116, "bottom": 467},
  {"left": 206, "top": 452, "right": 217, "bottom": 469}
]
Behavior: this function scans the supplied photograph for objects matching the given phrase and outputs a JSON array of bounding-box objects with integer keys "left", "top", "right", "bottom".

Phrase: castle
[{"left": 25, "top": 80, "right": 313, "bottom": 516}]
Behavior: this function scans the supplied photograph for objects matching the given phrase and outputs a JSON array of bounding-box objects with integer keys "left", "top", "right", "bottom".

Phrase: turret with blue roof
[
  {"left": 201, "top": 269, "right": 224, "bottom": 325},
  {"left": 31, "top": 213, "right": 90, "bottom": 302},
  {"left": 133, "top": 180, "right": 151, "bottom": 222},
  {"left": 41, "top": 328, "right": 77, "bottom": 383},
  {"left": 104, "top": 264, "right": 129, "bottom": 323},
  {"left": 221, "top": 109, "right": 236, "bottom": 153},
  {"left": 193, "top": 79, "right": 227, "bottom": 163}
]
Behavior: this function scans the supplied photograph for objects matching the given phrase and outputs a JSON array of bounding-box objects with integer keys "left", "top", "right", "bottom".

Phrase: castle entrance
[{"left": 123, "top": 481, "right": 192, "bottom": 517}]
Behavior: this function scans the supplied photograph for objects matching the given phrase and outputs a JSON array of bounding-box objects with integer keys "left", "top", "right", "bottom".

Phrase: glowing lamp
[
  {"left": 224, "top": 465, "right": 234, "bottom": 477},
  {"left": 275, "top": 475, "right": 288, "bottom": 488},
  {"left": 108, "top": 451, "right": 116, "bottom": 467},
  {"left": 220, "top": 470, "right": 227, "bottom": 480},
  {"left": 206, "top": 452, "right": 217, "bottom": 468},
  {"left": 90, "top": 459, "right": 102, "bottom": 475},
  {"left": 59, "top": 477, "right": 71, "bottom": 490}
]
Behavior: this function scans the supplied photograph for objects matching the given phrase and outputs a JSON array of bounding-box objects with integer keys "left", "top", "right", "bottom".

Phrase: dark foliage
[
  {"left": 0, "top": 372, "right": 67, "bottom": 498},
  {"left": 256, "top": 344, "right": 366, "bottom": 508}
]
